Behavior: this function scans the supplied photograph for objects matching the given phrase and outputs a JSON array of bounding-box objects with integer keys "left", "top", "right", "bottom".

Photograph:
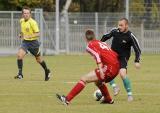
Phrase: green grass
[{"left": 0, "top": 54, "right": 160, "bottom": 113}]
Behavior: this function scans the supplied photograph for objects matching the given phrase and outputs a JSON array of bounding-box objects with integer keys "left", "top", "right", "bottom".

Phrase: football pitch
[{"left": 0, "top": 54, "right": 159, "bottom": 113}]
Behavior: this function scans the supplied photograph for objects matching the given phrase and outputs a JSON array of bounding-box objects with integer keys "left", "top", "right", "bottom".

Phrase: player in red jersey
[{"left": 56, "top": 29, "right": 120, "bottom": 105}]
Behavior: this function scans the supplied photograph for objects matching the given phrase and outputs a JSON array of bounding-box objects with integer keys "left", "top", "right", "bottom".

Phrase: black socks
[{"left": 17, "top": 59, "right": 23, "bottom": 75}]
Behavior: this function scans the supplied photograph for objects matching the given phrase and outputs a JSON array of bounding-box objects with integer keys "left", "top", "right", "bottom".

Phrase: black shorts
[
  {"left": 20, "top": 40, "right": 41, "bottom": 57},
  {"left": 119, "top": 56, "right": 129, "bottom": 69}
]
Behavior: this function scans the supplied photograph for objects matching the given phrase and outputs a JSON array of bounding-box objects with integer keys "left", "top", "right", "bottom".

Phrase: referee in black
[{"left": 101, "top": 18, "right": 141, "bottom": 101}]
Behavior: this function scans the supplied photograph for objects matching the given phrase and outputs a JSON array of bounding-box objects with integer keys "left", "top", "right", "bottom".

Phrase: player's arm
[
  {"left": 19, "top": 32, "right": 23, "bottom": 38},
  {"left": 100, "top": 27, "right": 117, "bottom": 42},
  {"left": 97, "top": 63, "right": 105, "bottom": 79},
  {"left": 19, "top": 19, "right": 23, "bottom": 39},
  {"left": 130, "top": 33, "right": 141, "bottom": 69},
  {"left": 86, "top": 46, "right": 105, "bottom": 79}
]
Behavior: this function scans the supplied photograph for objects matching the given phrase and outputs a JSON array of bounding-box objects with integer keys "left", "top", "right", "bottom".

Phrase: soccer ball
[{"left": 93, "top": 89, "right": 103, "bottom": 101}]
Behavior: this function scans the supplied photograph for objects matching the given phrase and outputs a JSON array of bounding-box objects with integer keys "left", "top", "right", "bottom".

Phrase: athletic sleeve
[
  {"left": 19, "top": 18, "right": 23, "bottom": 32},
  {"left": 100, "top": 27, "right": 117, "bottom": 42},
  {"left": 19, "top": 18, "right": 23, "bottom": 23},
  {"left": 31, "top": 20, "right": 39, "bottom": 33},
  {"left": 130, "top": 33, "right": 141, "bottom": 62},
  {"left": 86, "top": 46, "right": 101, "bottom": 64}
]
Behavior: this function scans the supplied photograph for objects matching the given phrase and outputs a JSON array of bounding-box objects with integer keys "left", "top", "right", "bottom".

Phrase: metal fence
[{"left": 0, "top": 11, "right": 160, "bottom": 55}]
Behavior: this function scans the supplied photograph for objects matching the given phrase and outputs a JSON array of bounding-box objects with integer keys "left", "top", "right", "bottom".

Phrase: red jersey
[{"left": 86, "top": 39, "right": 119, "bottom": 65}]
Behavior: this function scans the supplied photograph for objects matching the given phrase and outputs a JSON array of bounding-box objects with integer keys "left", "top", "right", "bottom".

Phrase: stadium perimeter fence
[{"left": 0, "top": 11, "right": 160, "bottom": 55}]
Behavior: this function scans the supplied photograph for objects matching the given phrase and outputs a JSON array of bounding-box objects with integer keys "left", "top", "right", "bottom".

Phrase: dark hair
[
  {"left": 85, "top": 29, "right": 95, "bottom": 41},
  {"left": 119, "top": 18, "right": 129, "bottom": 24},
  {"left": 22, "top": 6, "right": 31, "bottom": 13}
]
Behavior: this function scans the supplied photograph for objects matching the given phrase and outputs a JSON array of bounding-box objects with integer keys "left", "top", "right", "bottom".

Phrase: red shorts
[{"left": 95, "top": 63, "right": 120, "bottom": 82}]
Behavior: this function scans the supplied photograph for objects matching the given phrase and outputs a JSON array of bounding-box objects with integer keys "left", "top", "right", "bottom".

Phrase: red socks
[
  {"left": 65, "top": 80, "right": 112, "bottom": 103},
  {"left": 66, "top": 80, "right": 86, "bottom": 102},
  {"left": 97, "top": 83, "right": 112, "bottom": 102}
]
